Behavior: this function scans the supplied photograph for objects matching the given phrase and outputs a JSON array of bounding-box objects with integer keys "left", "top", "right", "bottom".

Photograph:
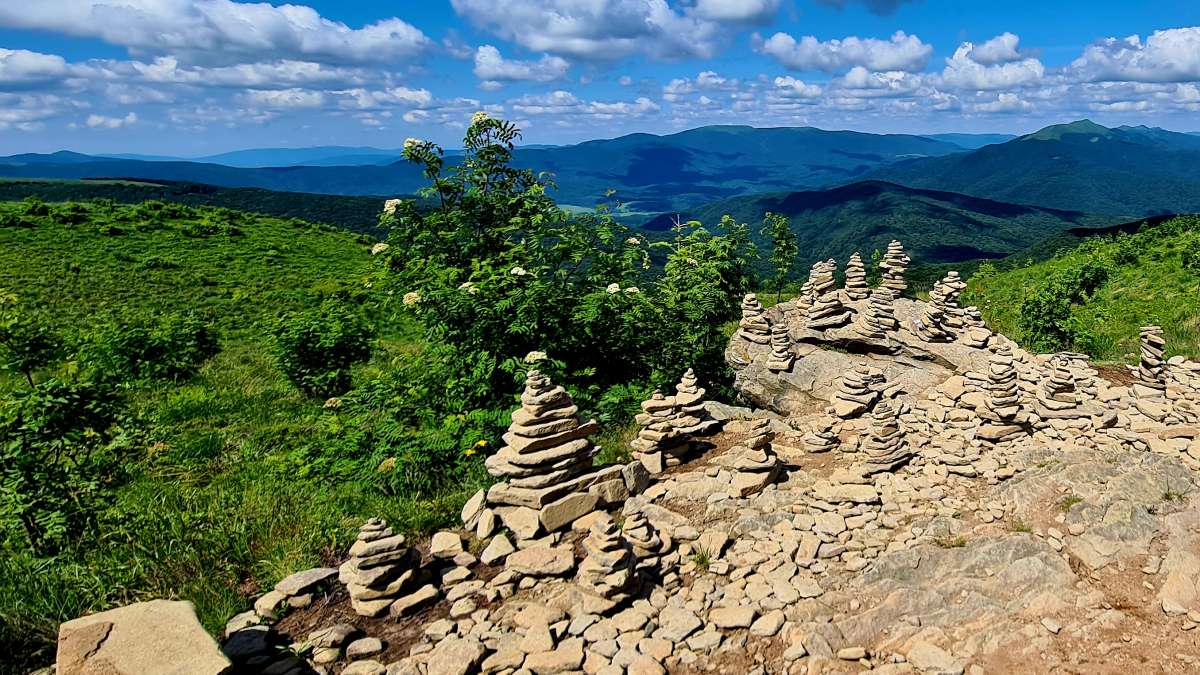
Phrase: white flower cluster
[
  {"left": 403, "top": 138, "right": 422, "bottom": 150},
  {"left": 459, "top": 281, "right": 480, "bottom": 295},
  {"left": 383, "top": 199, "right": 402, "bottom": 215},
  {"left": 510, "top": 266, "right": 528, "bottom": 277},
  {"left": 625, "top": 237, "right": 640, "bottom": 246},
  {"left": 606, "top": 283, "right": 640, "bottom": 295},
  {"left": 472, "top": 111, "right": 489, "bottom": 126},
  {"left": 524, "top": 350, "right": 547, "bottom": 364},
  {"left": 402, "top": 291, "right": 421, "bottom": 306},
  {"left": 370, "top": 242, "right": 390, "bottom": 255}
]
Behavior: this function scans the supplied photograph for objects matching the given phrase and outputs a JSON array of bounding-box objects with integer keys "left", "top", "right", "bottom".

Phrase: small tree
[
  {"left": 0, "top": 291, "right": 61, "bottom": 388},
  {"left": 273, "top": 302, "right": 373, "bottom": 397},
  {"left": 761, "top": 212, "right": 797, "bottom": 303}
]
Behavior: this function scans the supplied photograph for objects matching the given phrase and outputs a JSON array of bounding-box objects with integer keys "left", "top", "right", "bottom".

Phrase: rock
[
  {"left": 346, "top": 637, "right": 384, "bottom": 659},
  {"left": 622, "top": 461, "right": 651, "bottom": 495},
  {"left": 838, "top": 646, "right": 868, "bottom": 660},
  {"left": 344, "top": 661, "right": 386, "bottom": 675},
  {"left": 308, "top": 623, "right": 359, "bottom": 648},
  {"left": 253, "top": 590, "right": 287, "bottom": 619},
  {"left": 426, "top": 636, "right": 486, "bottom": 675},
  {"left": 628, "top": 655, "right": 667, "bottom": 675},
  {"left": 507, "top": 546, "right": 575, "bottom": 576},
  {"left": 57, "top": 600, "right": 230, "bottom": 675},
  {"left": 1040, "top": 617, "right": 1062, "bottom": 634},
  {"left": 540, "top": 492, "right": 599, "bottom": 531},
  {"left": 482, "top": 533, "right": 516, "bottom": 565},
  {"left": 461, "top": 489, "right": 486, "bottom": 526},
  {"left": 750, "top": 610, "right": 785, "bottom": 637},
  {"left": 709, "top": 606, "right": 757, "bottom": 629},
  {"left": 222, "top": 626, "right": 270, "bottom": 663},
  {"left": 431, "top": 531, "right": 464, "bottom": 559},
  {"left": 656, "top": 606, "right": 703, "bottom": 642},
  {"left": 907, "top": 642, "right": 963, "bottom": 675},
  {"left": 524, "top": 638, "right": 585, "bottom": 674},
  {"left": 273, "top": 567, "right": 337, "bottom": 597}
]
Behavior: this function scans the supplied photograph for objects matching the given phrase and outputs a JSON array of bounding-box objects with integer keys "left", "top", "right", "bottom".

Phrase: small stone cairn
[
  {"left": 854, "top": 286, "right": 896, "bottom": 338},
  {"left": 860, "top": 401, "right": 911, "bottom": 474},
  {"left": 767, "top": 319, "right": 795, "bottom": 372},
  {"left": 631, "top": 391, "right": 686, "bottom": 474},
  {"left": 909, "top": 304, "right": 953, "bottom": 343},
  {"left": 674, "top": 368, "right": 719, "bottom": 437},
  {"left": 961, "top": 306, "right": 991, "bottom": 348},
  {"left": 1038, "top": 356, "right": 1079, "bottom": 412},
  {"left": 716, "top": 418, "right": 781, "bottom": 497},
  {"left": 844, "top": 252, "right": 870, "bottom": 301},
  {"left": 803, "top": 415, "right": 840, "bottom": 453},
  {"left": 1134, "top": 325, "right": 1168, "bottom": 398},
  {"left": 340, "top": 518, "right": 432, "bottom": 618},
  {"left": 621, "top": 506, "right": 671, "bottom": 569},
  {"left": 880, "top": 240, "right": 910, "bottom": 296},
  {"left": 911, "top": 273, "right": 960, "bottom": 342},
  {"left": 738, "top": 293, "right": 771, "bottom": 344},
  {"left": 832, "top": 364, "right": 879, "bottom": 418},
  {"left": 576, "top": 513, "right": 636, "bottom": 604},
  {"left": 806, "top": 259, "right": 851, "bottom": 330},
  {"left": 937, "top": 272, "right": 967, "bottom": 329}
]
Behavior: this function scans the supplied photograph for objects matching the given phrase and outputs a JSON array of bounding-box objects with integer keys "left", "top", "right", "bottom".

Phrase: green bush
[
  {"left": 84, "top": 313, "right": 219, "bottom": 383},
  {"left": 0, "top": 292, "right": 62, "bottom": 388},
  {"left": 272, "top": 302, "right": 373, "bottom": 397},
  {"left": 1181, "top": 238, "right": 1200, "bottom": 272},
  {"left": 1018, "top": 256, "right": 1111, "bottom": 352}
]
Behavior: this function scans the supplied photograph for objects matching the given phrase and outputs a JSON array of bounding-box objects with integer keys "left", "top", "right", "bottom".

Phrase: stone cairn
[
  {"left": 879, "top": 240, "right": 910, "bottom": 296},
  {"left": 910, "top": 304, "right": 954, "bottom": 343},
  {"left": 978, "top": 345, "right": 1026, "bottom": 442},
  {"left": 621, "top": 506, "right": 672, "bottom": 572},
  {"left": 1134, "top": 325, "right": 1168, "bottom": 398},
  {"left": 854, "top": 286, "right": 896, "bottom": 338},
  {"left": 802, "top": 415, "right": 840, "bottom": 453},
  {"left": 576, "top": 513, "right": 636, "bottom": 604},
  {"left": 961, "top": 306, "right": 991, "bottom": 348},
  {"left": 844, "top": 252, "right": 870, "bottom": 301},
  {"left": 716, "top": 418, "right": 781, "bottom": 497},
  {"left": 1038, "top": 356, "right": 1079, "bottom": 412},
  {"left": 738, "top": 293, "right": 771, "bottom": 344},
  {"left": 767, "top": 319, "right": 795, "bottom": 372},
  {"left": 485, "top": 370, "right": 620, "bottom": 538},
  {"left": 911, "top": 273, "right": 961, "bottom": 342},
  {"left": 860, "top": 401, "right": 911, "bottom": 475},
  {"left": 937, "top": 272, "right": 967, "bottom": 330},
  {"left": 806, "top": 259, "right": 851, "bottom": 330},
  {"left": 631, "top": 392, "right": 685, "bottom": 474},
  {"left": 832, "top": 364, "right": 879, "bottom": 418},
  {"left": 674, "top": 368, "right": 719, "bottom": 437},
  {"left": 340, "top": 518, "right": 431, "bottom": 618}
]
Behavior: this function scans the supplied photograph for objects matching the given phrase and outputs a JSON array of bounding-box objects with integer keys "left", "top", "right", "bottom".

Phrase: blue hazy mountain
[{"left": 921, "top": 133, "right": 1016, "bottom": 149}]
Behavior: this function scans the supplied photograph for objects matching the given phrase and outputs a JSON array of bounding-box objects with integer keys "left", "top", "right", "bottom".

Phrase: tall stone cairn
[
  {"left": 576, "top": 513, "right": 637, "bottom": 603},
  {"left": 982, "top": 345, "right": 1021, "bottom": 421},
  {"left": 832, "top": 364, "right": 878, "bottom": 418},
  {"left": 806, "top": 259, "right": 851, "bottom": 330},
  {"left": 880, "top": 240, "right": 910, "bottom": 296},
  {"left": 961, "top": 306, "right": 991, "bottom": 349},
  {"left": 911, "top": 273, "right": 961, "bottom": 342},
  {"left": 861, "top": 401, "right": 911, "bottom": 474},
  {"left": 844, "top": 252, "right": 870, "bottom": 301},
  {"left": 716, "top": 418, "right": 781, "bottom": 497},
  {"left": 674, "top": 368, "right": 719, "bottom": 437},
  {"left": 485, "top": 370, "right": 599, "bottom": 509},
  {"left": 631, "top": 392, "right": 686, "bottom": 474},
  {"left": 1134, "top": 325, "right": 1168, "bottom": 398},
  {"left": 738, "top": 293, "right": 771, "bottom": 344},
  {"left": 767, "top": 319, "right": 795, "bottom": 372},
  {"left": 937, "top": 272, "right": 967, "bottom": 329},
  {"left": 856, "top": 286, "right": 896, "bottom": 336},
  {"left": 803, "top": 415, "right": 840, "bottom": 453},
  {"left": 340, "top": 518, "right": 430, "bottom": 618}
]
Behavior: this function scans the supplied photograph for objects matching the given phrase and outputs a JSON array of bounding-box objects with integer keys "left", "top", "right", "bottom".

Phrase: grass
[
  {"left": 0, "top": 200, "right": 477, "bottom": 672},
  {"left": 1058, "top": 495, "right": 1084, "bottom": 512},
  {"left": 963, "top": 215, "right": 1200, "bottom": 362},
  {"left": 1009, "top": 518, "right": 1033, "bottom": 534},
  {"left": 935, "top": 535, "right": 968, "bottom": 549}
]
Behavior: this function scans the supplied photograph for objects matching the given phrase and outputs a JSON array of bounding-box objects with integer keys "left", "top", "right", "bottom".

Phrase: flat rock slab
[
  {"left": 506, "top": 546, "right": 575, "bottom": 576},
  {"left": 274, "top": 567, "right": 337, "bottom": 597},
  {"left": 57, "top": 599, "right": 230, "bottom": 675}
]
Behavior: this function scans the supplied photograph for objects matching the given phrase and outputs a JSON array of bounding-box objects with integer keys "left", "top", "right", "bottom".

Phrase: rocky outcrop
[{"left": 57, "top": 600, "right": 230, "bottom": 675}]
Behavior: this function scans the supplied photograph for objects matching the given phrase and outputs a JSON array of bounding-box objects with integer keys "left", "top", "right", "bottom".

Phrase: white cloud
[
  {"left": 940, "top": 35, "right": 1044, "bottom": 90},
  {"left": 450, "top": 0, "right": 725, "bottom": 60},
  {"left": 509, "top": 90, "right": 659, "bottom": 119},
  {"left": 967, "top": 92, "right": 1032, "bottom": 113},
  {"left": 0, "top": 48, "right": 73, "bottom": 87},
  {"left": 243, "top": 88, "right": 325, "bottom": 109},
  {"left": 663, "top": 70, "right": 738, "bottom": 100},
  {"left": 833, "top": 66, "right": 925, "bottom": 97},
  {"left": 473, "top": 45, "right": 569, "bottom": 86},
  {"left": 690, "top": 0, "right": 781, "bottom": 23},
  {"left": 86, "top": 111, "right": 137, "bottom": 129},
  {"left": 1071, "top": 27, "right": 1200, "bottom": 83},
  {"left": 755, "top": 30, "right": 932, "bottom": 73},
  {"left": 772, "top": 76, "right": 822, "bottom": 99},
  {"left": 129, "top": 57, "right": 368, "bottom": 88},
  {"left": 0, "top": 0, "right": 432, "bottom": 66},
  {"left": 336, "top": 86, "right": 435, "bottom": 110}
]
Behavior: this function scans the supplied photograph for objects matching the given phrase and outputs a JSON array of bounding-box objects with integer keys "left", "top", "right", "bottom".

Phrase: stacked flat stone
[
  {"left": 937, "top": 272, "right": 967, "bottom": 329},
  {"left": 621, "top": 507, "right": 671, "bottom": 569},
  {"left": 844, "top": 252, "right": 870, "bottom": 301},
  {"left": 1039, "top": 356, "right": 1079, "bottom": 411},
  {"left": 832, "top": 364, "right": 878, "bottom": 418},
  {"left": 738, "top": 293, "right": 772, "bottom": 344},
  {"left": 855, "top": 286, "right": 896, "bottom": 336},
  {"left": 340, "top": 519, "right": 428, "bottom": 618},
  {"left": 1134, "top": 325, "right": 1168, "bottom": 398},
  {"left": 961, "top": 306, "right": 991, "bottom": 349},
  {"left": 806, "top": 259, "right": 851, "bottom": 330},
  {"left": 631, "top": 391, "right": 687, "bottom": 474},
  {"left": 716, "top": 418, "right": 781, "bottom": 497},
  {"left": 982, "top": 345, "right": 1021, "bottom": 422},
  {"left": 673, "top": 368, "right": 720, "bottom": 437},
  {"left": 803, "top": 415, "right": 840, "bottom": 453},
  {"left": 790, "top": 280, "right": 815, "bottom": 326},
  {"left": 767, "top": 319, "right": 795, "bottom": 372},
  {"left": 880, "top": 240, "right": 910, "bottom": 296},
  {"left": 910, "top": 304, "right": 954, "bottom": 343},
  {"left": 861, "top": 401, "right": 911, "bottom": 474},
  {"left": 576, "top": 514, "right": 636, "bottom": 603}
]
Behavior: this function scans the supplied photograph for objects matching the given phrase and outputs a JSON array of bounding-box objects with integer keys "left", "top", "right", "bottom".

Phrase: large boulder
[{"left": 57, "top": 599, "right": 231, "bottom": 675}]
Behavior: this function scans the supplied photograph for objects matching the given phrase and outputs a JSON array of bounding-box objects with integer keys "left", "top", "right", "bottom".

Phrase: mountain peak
[{"left": 1022, "top": 119, "right": 1113, "bottom": 141}]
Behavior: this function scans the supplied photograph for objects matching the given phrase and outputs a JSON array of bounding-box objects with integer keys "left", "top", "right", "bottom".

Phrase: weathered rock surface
[{"left": 57, "top": 600, "right": 230, "bottom": 675}]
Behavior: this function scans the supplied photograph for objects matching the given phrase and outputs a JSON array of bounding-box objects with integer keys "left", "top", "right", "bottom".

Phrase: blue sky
[{"left": 1, "top": 0, "right": 1198, "bottom": 155}]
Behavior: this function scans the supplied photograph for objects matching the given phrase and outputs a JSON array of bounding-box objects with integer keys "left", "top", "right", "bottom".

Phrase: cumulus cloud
[
  {"left": 1071, "top": 27, "right": 1200, "bottom": 83},
  {"left": 129, "top": 57, "right": 369, "bottom": 89},
  {"left": 86, "top": 111, "right": 137, "bottom": 129},
  {"left": 450, "top": 0, "right": 724, "bottom": 60},
  {"left": 509, "top": 90, "right": 659, "bottom": 118},
  {"left": 772, "top": 76, "right": 822, "bottom": 99},
  {"left": 0, "top": 0, "right": 432, "bottom": 66},
  {"left": 940, "top": 35, "right": 1044, "bottom": 90},
  {"left": 833, "top": 66, "right": 925, "bottom": 97},
  {"left": 0, "top": 48, "right": 74, "bottom": 88},
  {"left": 243, "top": 88, "right": 325, "bottom": 109},
  {"left": 690, "top": 0, "right": 781, "bottom": 23},
  {"left": 473, "top": 45, "right": 569, "bottom": 86},
  {"left": 755, "top": 30, "right": 932, "bottom": 73}
]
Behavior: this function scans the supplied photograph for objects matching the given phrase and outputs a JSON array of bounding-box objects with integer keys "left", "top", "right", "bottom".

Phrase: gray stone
[{"left": 57, "top": 600, "right": 230, "bottom": 675}]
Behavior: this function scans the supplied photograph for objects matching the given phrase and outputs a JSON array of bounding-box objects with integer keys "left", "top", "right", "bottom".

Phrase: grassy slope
[
  {"left": 963, "top": 215, "right": 1200, "bottom": 362},
  {"left": 0, "top": 202, "right": 460, "bottom": 671}
]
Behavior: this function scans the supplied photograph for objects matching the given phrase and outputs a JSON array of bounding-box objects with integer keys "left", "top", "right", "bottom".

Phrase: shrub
[
  {"left": 1181, "top": 238, "right": 1200, "bottom": 272},
  {"left": 85, "top": 313, "right": 219, "bottom": 383},
  {"left": 0, "top": 292, "right": 62, "bottom": 388},
  {"left": 1018, "top": 257, "right": 1111, "bottom": 352},
  {"left": 20, "top": 197, "right": 49, "bottom": 218},
  {"left": 272, "top": 302, "right": 373, "bottom": 397},
  {"left": 1110, "top": 233, "right": 1139, "bottom": 265}
]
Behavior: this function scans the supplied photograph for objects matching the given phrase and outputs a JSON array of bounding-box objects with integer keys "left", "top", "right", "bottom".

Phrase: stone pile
[
  {"left": 855, "top": 286, "right": 896, "bottom": 337},
  {"left": 738, "top": 293, "right": 771, "bottom": 344},
  {"left": 978, "top": 345, "right": 1026, "bottom": 442},
  {"left": 880, "top": 240, "right": 910, "bottom": 295},
  {"left": 621, "top": 506, "right": 671, "bottom": 569},
  {"left": 961, "top": 306, "right": 991, "bottom": 348},
  {"left": 340, "top": 519, "right": 433, "bottom": 618},
  {"left": 802, "top": 415, "right": 840, "bottom": 453},
  {"left": 673, "top": 368, "right": 720, "bottom": 437},
  {"left": 935, "top": 272, "right": 967, "bottom": 329},
  {"left": 576, "top": 514, "right": 636, "bottom": 604},
  {"left": 486, "top": 370, "right": 623, "bottom": 538},
  {"left": 1134, "top": 325, "right": 1168, "bottom": 398},
  {"left": 860, "top": 401, "right": 911, "bottom": 474},
  {"left": 806, "top": 259, "right": 851, "bottom": 330},
  {"left": 832, "top": 364, "right": 879, "bottom": 418},
  {"left": 910, "top": 304, "right": 954, "bottom": 343},
  {"left": 844, "top": 252, "right": 870, "bottom": 300},
  {"left": 766, "top": 319, "right": 795, "bottom": 371},
  {"left": 715, "top": 418, "right": 781, "bottom": 497},
  {"left": 1039, "top": 356, "right": 1079, "bottom": 411},
  {"left": 631, "top": 392, "right": 687, "bottom": 474}
]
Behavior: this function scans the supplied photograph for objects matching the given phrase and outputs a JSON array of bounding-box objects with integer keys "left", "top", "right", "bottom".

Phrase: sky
[{"left": 1, "top": 0, "right": 1199, "bottom": 155}]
